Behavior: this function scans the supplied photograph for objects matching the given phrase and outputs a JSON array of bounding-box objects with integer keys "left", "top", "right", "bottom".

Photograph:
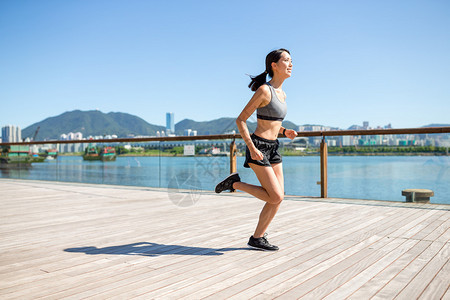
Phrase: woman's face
[{"left": 272, "top": 51, "right": 293, "bottom": 79}]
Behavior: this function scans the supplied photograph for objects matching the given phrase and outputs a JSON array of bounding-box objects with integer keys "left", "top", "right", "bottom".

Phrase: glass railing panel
[
  {"left": 57, "top": 141, "right": 95, "bottom": 184},
  {"left": 277, "top": 137, "right": 321, "bottom": 197},
  {"left": 26, "top": 143, "right": 59, "bottom": 182},
  {"left": 160, "top": 139, "right": 231, "bottom": 192},
  {"left": 327, "top": 133, "right": 450, "bottom": 204},
  {"left": 98, "top": 141, "right": 160, "bottom": 187},
  {"left": 1, "top": 129, "right": 447, "bottom": 204},
  {"left": 78, "top": 141, "right": 158, "bottom": 187}
]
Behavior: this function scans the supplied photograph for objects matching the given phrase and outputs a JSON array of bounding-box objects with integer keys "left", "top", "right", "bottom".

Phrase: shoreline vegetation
[
  {"left": 283, "top": 145, "right": 449, "bottom": 156},
  {"left": 58, "top": 145, "right": 449, "bottom": 157}
]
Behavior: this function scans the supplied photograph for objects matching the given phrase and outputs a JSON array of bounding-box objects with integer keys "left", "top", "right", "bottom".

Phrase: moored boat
[
  {"left": 83, "top": 145, "right": 116, "bottom": 162},
  {"left": 0, "top": 145, "right": 32, "bottom": 166},
  {"left": 83, "top": 145, "right": 100, "bottom": 161},
  {"left": 100, "top": 147, "right": 116, "bottom": 161},
  {"left": 45, "top": 149, "right": 58, "bottom": 159}
]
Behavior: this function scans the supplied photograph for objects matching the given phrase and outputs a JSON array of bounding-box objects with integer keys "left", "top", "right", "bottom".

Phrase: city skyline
[
  {"left": 2, "top": 119, "right": 448, "bottom": 148},
  {"left": 1, "top": 109, "right": 448, "bottom": 151},
  {"left": 1, "top": 1, "right": 449, "bottom": 130},
  {"left": 0, "top": 108, "right": 448, "bottom": 143}
]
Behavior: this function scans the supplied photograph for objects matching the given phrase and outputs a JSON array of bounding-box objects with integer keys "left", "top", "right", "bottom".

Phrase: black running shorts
[{"left": 244, "top": 133, "right": 282, "bottom": 168}]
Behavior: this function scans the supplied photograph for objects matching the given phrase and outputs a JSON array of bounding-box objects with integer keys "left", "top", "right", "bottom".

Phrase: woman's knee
[{"left": 268, "top": 191, "right": 284, "bottom": 204}]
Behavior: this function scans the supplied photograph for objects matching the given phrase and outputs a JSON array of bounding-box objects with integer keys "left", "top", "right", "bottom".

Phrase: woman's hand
[
  {"left": 285, "top": 129, "right": 298, "bottom": 140},
  {"left": 250, "top": 148, "right": 264, "bottom": 161}
]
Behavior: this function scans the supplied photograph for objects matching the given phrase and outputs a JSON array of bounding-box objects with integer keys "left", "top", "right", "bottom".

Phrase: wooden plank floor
[{"left": 0, "top": 178, "right": 449, "bottom": 299}]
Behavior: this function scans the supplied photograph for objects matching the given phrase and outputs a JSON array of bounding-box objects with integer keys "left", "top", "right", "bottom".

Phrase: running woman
[{"left": 215, "top": 48, "right": 297, "bottom": 251}]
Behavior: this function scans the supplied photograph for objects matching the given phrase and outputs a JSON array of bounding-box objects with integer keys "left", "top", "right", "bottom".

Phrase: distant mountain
[
  {"left": 175, "top": 117, "right": 298, "bottom": 135},
  {"left": 422, "top": 124, "right": 450, "bottom": 128},
  {"left": 175, "top": 118, "right": 247, "bottom": 135},
  {"left": 21, "top": 110, "right": 301, "bottom": 140},
  {"left": 21, "top": 109, "right": 447, "bottom": 141},
  {"left": 22, "top": 110, "right": 165, "bottom": 140}
]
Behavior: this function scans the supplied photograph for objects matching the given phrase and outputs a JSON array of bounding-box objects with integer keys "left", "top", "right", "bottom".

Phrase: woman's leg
[
  {"left": 253, "top": 163, "right": 284, "bottom": 238},
  {"left": 232, "top": 163, "right": 284, "bottom": 204},
  {"left": 232, "top": 163, "right": 284, "bottom": 238},
  {"left": 271, "top": 162, "right": 284, "bottom": 194}
]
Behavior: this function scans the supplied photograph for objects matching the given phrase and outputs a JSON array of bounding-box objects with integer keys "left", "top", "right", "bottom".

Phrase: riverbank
[
  {"left": 57, "top": 145, "right": 449, "bottom": 157},
  {"left": 282, "top": 152, "right": 449, "bottom": 156},
  {"left": 58, "top": 152, "right": 448, "bottom": 157},
  {"left": 58, "top": 151, "right": 176, "bottom": 157}
]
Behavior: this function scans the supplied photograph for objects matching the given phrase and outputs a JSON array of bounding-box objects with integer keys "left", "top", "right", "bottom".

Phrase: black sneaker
[
  {"left": 215, "top": 173, "right": 241, "bottom": 193},
  {"left": 247, "top": 234, "right": 279, "bottom": 251}
]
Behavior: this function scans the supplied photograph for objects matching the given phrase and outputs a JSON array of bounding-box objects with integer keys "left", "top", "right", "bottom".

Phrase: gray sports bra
[{"left": 256, "top": 83, "right": 287, "bottom": 121}]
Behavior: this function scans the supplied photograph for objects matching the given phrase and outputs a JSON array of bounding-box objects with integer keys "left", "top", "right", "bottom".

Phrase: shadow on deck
[{"left": 65, "top": 242, "right": 250, "bottom": 257}]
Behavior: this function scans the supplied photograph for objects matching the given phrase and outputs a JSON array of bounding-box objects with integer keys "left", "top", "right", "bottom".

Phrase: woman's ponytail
[{"left": 248, "top": 71, "right": 267, "bottom": 92}]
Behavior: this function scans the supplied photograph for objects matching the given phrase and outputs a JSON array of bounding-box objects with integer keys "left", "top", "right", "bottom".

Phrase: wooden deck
[{"left": 0, "top": 178, "right": 449, "bottom": 299}]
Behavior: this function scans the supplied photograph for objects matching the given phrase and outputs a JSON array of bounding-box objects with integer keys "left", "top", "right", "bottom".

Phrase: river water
[{"left": 1, "top": 155, "right": 448, "bottom": 204}]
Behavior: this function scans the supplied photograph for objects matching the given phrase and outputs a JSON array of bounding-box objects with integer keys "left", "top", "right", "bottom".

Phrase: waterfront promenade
[{"left": 0, "top": 179, "right": 449, "bottom": 299}]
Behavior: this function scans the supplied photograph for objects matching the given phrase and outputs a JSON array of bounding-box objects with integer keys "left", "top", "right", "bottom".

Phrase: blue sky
[{"left": 1, "top": 0, "right": 449, "bottom": 130}]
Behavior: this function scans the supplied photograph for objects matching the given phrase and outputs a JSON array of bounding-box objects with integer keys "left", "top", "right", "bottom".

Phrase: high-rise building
[
  {"left": 342, "top": 135, "right": 353, "bottom": 146},
  {"left": 166, "top": 112, "right": 175, "bottom": 134},
  {"left": 184, "top": 129, "right": 198, "bottom": 136},
  {"left": 1, "top": 125, "right": 21, "bottom": 143},
  {"left": 16, "top": 126, "right": 21, "bottom": 142},
  {"left": 1, "top": 126, "right": 11, "bottom": 142},
  {"left": 74, "top": 132, "right": 83, "bottom": 140}
]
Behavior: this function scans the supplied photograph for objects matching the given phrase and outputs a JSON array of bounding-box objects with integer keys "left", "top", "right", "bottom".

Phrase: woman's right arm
[{"left": 235, "top": 85, "right": 270, "bottom": 160}]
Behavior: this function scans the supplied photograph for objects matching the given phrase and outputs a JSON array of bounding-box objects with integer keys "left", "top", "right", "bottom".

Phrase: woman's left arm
[{"left": 279, "top": 126, "right": 298, "bottom": 140}]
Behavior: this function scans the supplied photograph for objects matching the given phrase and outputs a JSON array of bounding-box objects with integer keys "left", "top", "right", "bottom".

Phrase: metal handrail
[{"left": 1, "top": 126, "right": 449, "bottom": 146}]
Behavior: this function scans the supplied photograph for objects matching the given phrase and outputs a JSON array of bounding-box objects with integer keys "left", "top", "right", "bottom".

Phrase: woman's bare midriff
[{"left": 253, "top": 119, "right": 283, "bottom": 140}]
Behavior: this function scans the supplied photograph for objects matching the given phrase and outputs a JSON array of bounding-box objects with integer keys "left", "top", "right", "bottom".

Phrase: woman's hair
[{"left": 248, "top": 48, "right": 290, "bottom": 91}]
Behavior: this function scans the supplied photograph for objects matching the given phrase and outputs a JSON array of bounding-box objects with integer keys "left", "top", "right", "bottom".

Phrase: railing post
[
  {"left": 230, "top": 139, "right": 237, "bottom": 175},
  {"left": 320, "top": 136, "right": 328, "bottom": 198}
]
